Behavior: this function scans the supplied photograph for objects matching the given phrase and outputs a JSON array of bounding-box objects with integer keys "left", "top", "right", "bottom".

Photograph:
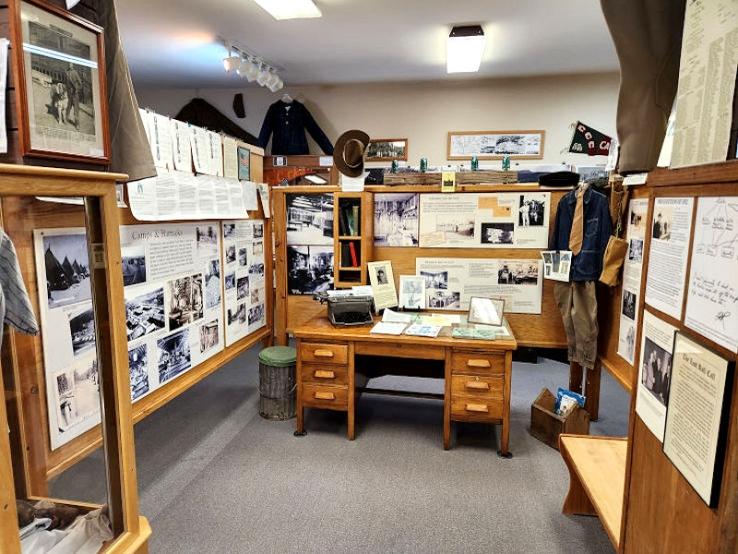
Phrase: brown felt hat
[{"left": 333, "top": 130, "right": 370, "bottom": 178}]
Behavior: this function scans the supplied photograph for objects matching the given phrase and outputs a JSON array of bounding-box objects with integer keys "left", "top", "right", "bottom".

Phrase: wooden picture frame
[
  {"left": 468, "top": 296, "right": 505, "bottom": 326},
  {"left": 447, "top": 130, "right": 545, "bottom": 161},
  {"left": 10, "top": 0, "right": 110, "bottom": 164},
  {"left": 237, "top": 145, "right": 251, "bottom": 180},
  {"left": 366, "top": 138, "right": 408, "bottom": 162}
]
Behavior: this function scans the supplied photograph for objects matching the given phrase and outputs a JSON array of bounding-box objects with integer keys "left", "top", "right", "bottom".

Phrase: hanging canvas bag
[{"left": 599, "top": 181, "right": 630, "bottom": 287}]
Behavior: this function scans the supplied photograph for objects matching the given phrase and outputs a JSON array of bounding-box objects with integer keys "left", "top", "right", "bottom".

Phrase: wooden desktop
[{"left": 292, "top": 314, "right": 518, "bottom": 456}]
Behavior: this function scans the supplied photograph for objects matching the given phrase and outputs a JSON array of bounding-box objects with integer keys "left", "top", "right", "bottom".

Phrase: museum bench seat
[{"left": 559, "top": 434, "right": 627, "bottom": 550}]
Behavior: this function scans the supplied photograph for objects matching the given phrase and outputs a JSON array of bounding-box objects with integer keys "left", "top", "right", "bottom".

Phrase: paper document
[
  {"left": 257, "top": 183, "right": 271, "bottom": 217},
  {"left": 404, "top": 324, "right": 442, "bottom": 338},
  {"left": 381, "top": 308, "right": 414, "bottom": 324},
  {"left": 223, "top": 136, "right": 239, "bottom": 180},
  {"left": 243, "top": 181, "right": 259, "bottom": 211},
  {"left": 171, "top": 120, "right": 193, "bottom": 172},
  {"left": 370, "top": 322, "right": 407, "bottom": 335}
]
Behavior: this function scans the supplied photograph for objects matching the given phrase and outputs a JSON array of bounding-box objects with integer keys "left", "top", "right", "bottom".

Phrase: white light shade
[
  {"left": 253, "top": 0, "right": 321, "bottom": 20},
  {"left": 268, "top": 77, "right": 284, "bottom": 92},
  {"left": 266, "top": 70, "right": 280, "bottom": 88},
  {"left": 447, "top": 26, "right": 485, "bottom": 73},
  {"left": 223, "top": 55, "right": 241, "bottom": 72},
  {"left": 240, "top": 60, "right": 260, "bottom": 82},
  {"left": 256, "top": 66, "right": 271, "bottom": 86}
]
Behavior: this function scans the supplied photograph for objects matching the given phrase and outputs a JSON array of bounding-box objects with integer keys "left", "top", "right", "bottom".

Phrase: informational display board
[{"left": 222, "top": 220, "right": 267, "bottom": 345}]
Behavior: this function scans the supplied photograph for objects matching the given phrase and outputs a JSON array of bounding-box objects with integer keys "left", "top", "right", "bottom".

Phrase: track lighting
[
  {"left": 256, "top": 64, "right": 271, "bottom": 86},
  {"left": 221, "top": 40, "right": 285, "bottom": 91}
]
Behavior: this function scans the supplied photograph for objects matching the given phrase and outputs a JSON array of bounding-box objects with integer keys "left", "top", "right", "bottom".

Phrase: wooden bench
[{"left": 559, "top": 434, "right": 627, "bottom": 549}]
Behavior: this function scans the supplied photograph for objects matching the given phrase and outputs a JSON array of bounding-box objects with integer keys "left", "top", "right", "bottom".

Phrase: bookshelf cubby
[{"left": 334, "top": 192, "right": 373, "bottom": 287}]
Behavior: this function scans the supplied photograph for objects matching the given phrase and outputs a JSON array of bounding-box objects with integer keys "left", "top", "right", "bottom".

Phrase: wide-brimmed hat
[{"left": 333, "top": 130, "right": 370, "bottom": 178}]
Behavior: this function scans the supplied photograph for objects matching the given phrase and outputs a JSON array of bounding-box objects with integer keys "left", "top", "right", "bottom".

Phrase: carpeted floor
[{"left": 51, "top": 347, "right": 629, "bottom": 553}]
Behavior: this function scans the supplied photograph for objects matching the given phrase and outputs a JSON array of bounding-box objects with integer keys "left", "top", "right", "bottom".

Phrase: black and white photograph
[
  {"left": 19, "top": 1, "right": 106, "bottom": 161},
  {"left": 286, "top": 194, "right": 334, "bottom": 245},
  {"left": 652, "top": 210, "right": 672, "bottom": 241},
  {"left": 498, "top": 262, "right": 539, "bottom": 285},
  {"left": 629, "top": 238, "right": 644, "bottom": 263},
  {"left": 622, "top": 290, "right": 637, "bottom": 320},
  {"left": 435, "top": 214, "right": 474, "bottom": 239},
  {"left": 125, "top": 287, "right": 165, "bottom": 341},
  {"left": 374, "top": 193, "right": 419, "bottom": 246},
  {"left": 223, "top": 223, "right": 236, "bottom": 239},
  {"left": 196, "top": 225, "right": 219, "bottom": 252},
  {"left": 128, "top": 344, "right": 149, "bottom": 401},
  {"left": 421, "top": 270, "right": 448, "bottom": 290},
  {"left": 481, "top": 222, "right": 514, "bottom": 245},
  {"left": 254, "top": 223, "right": 264, "bottom": 239},
  {"left": 253, "top": 241, "right": 264, "bottom": 255},
  {"left": 225, "top": 272, "right": 236, "bottom": 290},
  {"left": 121, "top": 244, "right": 146, "bottom": 287},
  {"left": 448, "top": 130, "right": 545, "bottom": 160},
  {"left": 427, "top": 290, "right": 461, "bottom": 309},
  {"left": 238, "top": 247, "right": 248, "bottom": 267},
  {"left": 248, "top": 304, "right": 265, "bottom": 327},
  {"left": 249, "top": 262, "right": 264, "bottom": 281},
  {"left": 518, "top": 196, "right": 546, "bottom": 226},
  {"left": 399, "top": 275, "right": 424, "bottom": 309},
  {"left": 366, "top": 139, "right": 408, "bottom": 161},
  {"left": 199, "top": 319, "right": 219, "bottom": 353},
  {"left": 42, "top": 232, "right": 91, "bottom": 309},
  {"left": 640, "top": 337, "right": 673, "bottom": 406},
  {"left": 157, "top": 329, "right": 192, "bottom": 384},
  {"left": 237, "top": 276, "right": 250, "bottom": 300},
  {"left": 287, "top": 245, "right": 334, "bottom": 295},
  {"left": 53, "top": 357, "right": 99, "bottom": 432},
  {"left": 68, "top": 305, "right": 96, "bottom": 357},
  {"left": 226, "top": 245, "right": 236, "bottom": 264},
  {"left": 167, "top": 274, "right": 204, "bottom": 330},
  {"left": 204, "top": 259, "right": 221, "bottom": 309},
  {"left": 228, "top": 303, "right": 247, "bottom": 325},
  {"left": 251, "top": 287, "right": 262, "bottom": 305}
]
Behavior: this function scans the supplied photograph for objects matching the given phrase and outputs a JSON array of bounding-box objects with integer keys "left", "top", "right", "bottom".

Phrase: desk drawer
[
  {"left": 451, "top": 351, "right": 505, "bottom": 376},
  {"left": 301, "top": 363, "right": 348, "bottom": 386},
  {"left": 301, "top": 383, "right": 348, "bottom": 411},
  {"left": 450, "top": 375, "right": 504, "bottom": 402},
  {"left": 300, "top": 342, "right": 349, "bottom": 365},
  {"left": 450, "top": 396, "right": 503, "bottom": 422}
]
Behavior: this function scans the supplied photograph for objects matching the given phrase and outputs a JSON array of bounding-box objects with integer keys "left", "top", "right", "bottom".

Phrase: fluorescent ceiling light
[
  {"left": 253, "top": 0, "right": 321, "bottom": 20},
  {"left": 304, "top": 174, "right": 327, "bottom": 184},
  {"left": 447, "top": 25, "right": 485, "bottom": 73}
]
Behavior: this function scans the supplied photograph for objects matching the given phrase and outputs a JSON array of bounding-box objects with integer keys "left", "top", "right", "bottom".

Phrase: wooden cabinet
[{"left": 333, "top": 192, "right": 373, "bottom": 288}]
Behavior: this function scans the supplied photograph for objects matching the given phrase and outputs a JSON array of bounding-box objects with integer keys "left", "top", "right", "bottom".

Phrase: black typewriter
[{"left": 313, "top": 292, "right": 374, "bottom": 326}]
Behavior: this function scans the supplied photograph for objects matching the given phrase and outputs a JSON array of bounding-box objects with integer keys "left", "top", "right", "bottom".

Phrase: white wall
[{"left": 136, "top": 72, "right": 620, "bottom": 168}]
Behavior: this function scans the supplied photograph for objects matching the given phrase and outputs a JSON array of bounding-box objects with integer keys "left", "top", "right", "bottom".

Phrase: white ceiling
[{"left": 118, "top": 0, "right": 618, "bottom": 88}]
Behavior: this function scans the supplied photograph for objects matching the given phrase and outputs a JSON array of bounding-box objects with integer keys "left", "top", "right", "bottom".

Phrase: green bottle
[
  {"left": 502, "top": 155, "right": 511, "bottom": 171},
  {"left": 471, "top": 156, "right": 479, "bottom": 171},
  {"left": 391, "top": 160, "right": 398, "bottom": 173},
  {"left": 420, "top": 158, "right": 428, "bottom": 172}
]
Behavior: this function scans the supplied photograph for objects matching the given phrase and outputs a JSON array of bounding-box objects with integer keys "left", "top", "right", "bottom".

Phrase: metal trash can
[{"left": 258, "top": 346, "right": 297, "bottom": 420}]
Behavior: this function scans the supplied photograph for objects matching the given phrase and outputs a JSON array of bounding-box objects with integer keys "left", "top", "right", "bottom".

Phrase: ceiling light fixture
[
  {"left": 447, "top": 25, "right": 485, "bottom": 73},
  {"left": 223, "top": 42, "right": 240, "bottom": 72},
  {"left": 256, "top": 63, "right": 272, "bottom": 86},
  {"left": 252, "top": 0, "right": 321, "bottom": 20},
  {"left": 221, "top": 39, "right": 286, "bottom": 91}
]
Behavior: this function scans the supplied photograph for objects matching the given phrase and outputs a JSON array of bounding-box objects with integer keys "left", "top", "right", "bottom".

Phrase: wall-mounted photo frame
[
  {"left": 11, "top": 0, "right": 109, "bottom": 163},
  {"left": 366, "top": 138, "right": 408, "bottom": 162},
  {"left": 447, "top": 130, "right": 545, "bottom": 160},
  {"left": 237, "top": 145, "right": 251, "bottom": 181},
  {"left": 468, "top": 296, "right": 505, "bottom": 326}
]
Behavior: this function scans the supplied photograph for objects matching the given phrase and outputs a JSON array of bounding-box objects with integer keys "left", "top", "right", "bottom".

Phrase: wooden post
[
  {"left": 569, "top": 361, "right": 583, "bottom": 394},
  {"left": 585, "top": 362, "right": 601, "bottom": 422}
]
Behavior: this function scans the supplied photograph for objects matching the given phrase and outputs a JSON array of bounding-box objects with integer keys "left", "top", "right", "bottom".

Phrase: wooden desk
[{"left": 292, "top": 315, "right": 518, "bottom": 456}]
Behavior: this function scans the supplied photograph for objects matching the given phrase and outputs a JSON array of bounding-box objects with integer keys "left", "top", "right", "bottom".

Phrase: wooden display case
[{"left": 0, "top": 165, "right": 149, "bottom": 552}]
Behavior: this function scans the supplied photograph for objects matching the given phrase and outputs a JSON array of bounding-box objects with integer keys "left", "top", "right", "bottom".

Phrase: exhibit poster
[
  {"left": 119, "top": 222, "right": 225, "bottom": 403},
  {"left": 34, "top": 228, "right": 100, "bottom": 450},
  {"left": 374, "top": 193, "right": 419, "bottom": 247},
  {"left": 286, "top": 193, "right": 334, "bottom": 294},
  {"left": 368, "top": 260, "right": 398, "bottom": 311},
  {"left": 663, "top": 332, "right": 730, "bottom": 506},
  {"left": 645, "top": 197, "right": 694, "bottom": 320},
  {"left": 418, "top": 192, "right": 550, "bottom": 249},
  {"left": 635, "top": 310, "right": 677, "bottom": 442},
  {"left": 222, "top": 220, "right": 267, "bottom": 345},
  {"left": 685, "top": 197, "right": 738, "bottom": 353},
  {"left": 416, "top": 257, "right": 542, "bottom": 314},
  {"left": 618, "top": 198, "right": 649, "bottom": 364}
]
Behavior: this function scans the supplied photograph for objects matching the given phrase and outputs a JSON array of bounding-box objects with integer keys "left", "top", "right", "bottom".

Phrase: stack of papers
[
  {"left": 370, "top": 322, "right": 407, "bottom": 335},
  {"left": 404, "top": 324, "right": 442, "bottom": 338}
]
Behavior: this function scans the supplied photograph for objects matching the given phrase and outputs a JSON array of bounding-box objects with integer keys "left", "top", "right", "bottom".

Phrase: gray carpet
[{"left": 51, "top": 347, "right": 629, "bottom": 553}]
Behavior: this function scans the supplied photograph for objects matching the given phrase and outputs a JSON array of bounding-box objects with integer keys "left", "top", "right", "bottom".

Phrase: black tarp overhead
[{"left": 175, "top": 98, "right": 258, "bottom": 145}]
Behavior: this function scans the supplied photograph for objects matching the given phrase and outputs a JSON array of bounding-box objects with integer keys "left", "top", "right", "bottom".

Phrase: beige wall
[{"left": 136, "top": 72, "right": 620, "bottom": 168}]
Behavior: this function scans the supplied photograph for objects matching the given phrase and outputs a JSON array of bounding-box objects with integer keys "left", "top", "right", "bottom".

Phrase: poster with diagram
[
  {"left": 119, "top": 222, "right": 225, "bottom": 405},
  {"left": 416, "top": 257, "right": 542, "bottom": 313},
  {"left": 222, "top": 220, "right": 267, "bottom": 345},
  {"left": 34, "top": 228, "right": 100, "bottom": 450},
  {"left": 418, "top": 192, "right": 549, "bottom": 248}
]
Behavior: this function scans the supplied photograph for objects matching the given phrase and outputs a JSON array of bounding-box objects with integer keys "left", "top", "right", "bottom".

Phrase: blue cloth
[
  {"left": 258, "top": 100, "right": 333, "bottom": 155},
  {"left": 550, "top": 187, "right": 612, "bottom": 282}
]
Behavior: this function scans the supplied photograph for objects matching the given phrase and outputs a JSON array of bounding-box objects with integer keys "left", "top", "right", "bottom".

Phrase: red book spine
[{"left": 348, "top": 241, "right": 359, "bottom": 267}]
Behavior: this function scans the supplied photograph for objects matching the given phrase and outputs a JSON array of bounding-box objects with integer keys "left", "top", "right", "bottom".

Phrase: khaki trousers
[{"left": 554, "top": 282, "right": 598, "bottom": 369}]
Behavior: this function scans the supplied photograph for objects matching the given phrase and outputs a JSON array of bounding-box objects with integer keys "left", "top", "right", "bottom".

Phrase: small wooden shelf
[
  {"left": 338, "top": 235, "right": 361, "bottom": 240},
  {"left": 333, "top": 192, "right": 373, "bottom": 288},
  {"left": 339, "top": 266, "right": 362, "bottom": 271}
]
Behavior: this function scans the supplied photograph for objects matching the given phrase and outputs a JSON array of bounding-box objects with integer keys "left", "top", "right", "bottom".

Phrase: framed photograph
[
  {"left": 368, "top": 260, "right": 398, "bottom": 311},
  {"left": 447, "top": 130, "right": 545, "bottom": 160},
  {"left": 237, "top": 145, "right": 251, "bottom": 181},
  {"left": 366, "top": 138, "right": 408, "bottom": 162},
  {"left": 11, "top": 0, "right": 109, "bottom": 163},
  {"left": 398, "top": 275, "right": 425, "bottom": 310},
  {"left": 468, "top": 296, "right": 505, "bottom": 326},
  {"left": 663, "top": 332, "right": 733, "bottom": 507}
]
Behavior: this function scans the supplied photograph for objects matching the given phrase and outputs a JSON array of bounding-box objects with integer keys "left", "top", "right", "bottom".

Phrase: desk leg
[
  {"left": 498, "top": 350, "right": 513, "bottom": 459},
  {"left": 347, "top": 342, "right": 355, "bottom": 441},
  {"left": 443, "top": 349, "right": 451, "bottom": 450},
  {"left": 585, "top": 361, "right": 601, "bottom": 422},
  {"left": 294, "top": 339, "right": 306, "bottom": 437}
]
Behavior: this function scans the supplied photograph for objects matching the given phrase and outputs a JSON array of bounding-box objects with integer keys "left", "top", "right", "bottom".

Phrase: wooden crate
[
  {"left": 530, "top": 388, "right": 590, "bottom": 450},
  {"left": 383, "top": 170, "right": 518, "bottom": 186}
]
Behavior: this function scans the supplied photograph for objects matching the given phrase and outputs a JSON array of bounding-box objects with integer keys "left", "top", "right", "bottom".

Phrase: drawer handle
[
  {"left": 314, "top": 391, "right": 335, "bottom": 401},
  {"left": 313, "top": 349, "right": 335, "bottom": 359},
  {"left": 467, "top": 359, "right": 491, "bottom": 369},
  {"left": 465, "top": 381, "right": 490, "bottom": 391},
  {"left": 465, "top": 403, "right": 489, "bottom": 413},
  {"left": 314, "top": 369, "right": 335, "bottom": 379}
]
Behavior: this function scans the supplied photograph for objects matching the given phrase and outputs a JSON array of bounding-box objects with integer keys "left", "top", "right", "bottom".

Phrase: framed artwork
[
  {"left": 11, "top": 0, "right": 109, "bottom": 163},
  {"left": 366, "top": 138, "right": 408, "bottom": 162},
  {"left": 468, "top": 296, "right": 505, "bottom": 326},
  {"left": 398, "top": 275, "right": 425, "bottom": 310},
  {"left": 447, "top": 130, "right": 545, "bottom": 160},
  {"left": 237, "top": 145, "right": 251, "bottom": 181}
]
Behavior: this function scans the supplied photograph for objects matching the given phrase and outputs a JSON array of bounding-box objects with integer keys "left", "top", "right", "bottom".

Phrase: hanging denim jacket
[{"left": 550, "top": 187, "right": 612, "bottom": 282}]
